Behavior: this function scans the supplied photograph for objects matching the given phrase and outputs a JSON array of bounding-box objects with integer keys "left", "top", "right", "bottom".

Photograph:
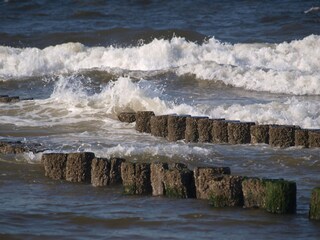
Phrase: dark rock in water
[
  {"left": 250, "top": 125, "right": 270, "bottom": 144},
  {"left": 309, "top": 187, "right": 320, "bottom": 220},
  {"left": 185, "top": 116, "right": 208, "bottom": 143},
  {"left": 66, "top": 152, "right": 95, "bottom": 183},
  {"left": 163, "top": 163, "right": 195, "bottom": 198},
  {"left": 0, "top": 141, "right": 26, "bottom": 154},
  {"left": 118, "top": 112, "right": 136, "bottom": 123},
  {"left": 0, "top": 96, "right": 20, "bottom": 103},
  {"left": 121, "top": 162, "right": 152, "bottom": 195},
  {"left": 208, "top": 175, "right": 244, "bottom": 207},
  {"left": 228, "top": 122, "right": 255, "bottom": 144},
  {"left": 91, "top": 158, "right": 111, "bottom": 187},
  {"left": 167, "top": 115, "right": 190, "bottom": 142},
  {"left": 308, "top": 130, "right": 320, "bottom": 148},
  {"left": 135, "top": 111, "right": 155, "bottom": 133},
  {"left": 150, "top": 162, "right": 168, "bottom": 196},
  {"left": 150, "top": 115, "right": 170, "bottom": 138},
  {"left": 295, "top": 129, "right": 309, "bottom": 148},
  {"left": 194, "top": 167, "right": 231, "bottom": 199},
  {"left": 269, "top": 125, "right": 296, "bottom": 148},
  {"left": 264, "top": 179, "right": 296, "bottom": 214},
  {"left": 242, "top": 178, "right": 267, "bottom": 209},
  {"left": 42, "top": 153, "right": 67, "bottom": 180}
]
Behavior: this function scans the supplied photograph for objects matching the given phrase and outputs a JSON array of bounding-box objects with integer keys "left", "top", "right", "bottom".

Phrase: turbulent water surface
[{"left": 1, "top": 0, "right": 320, "bottom": 239}]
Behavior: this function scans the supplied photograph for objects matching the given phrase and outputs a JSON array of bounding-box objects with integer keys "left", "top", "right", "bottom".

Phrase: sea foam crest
[
  {"left": 0, "top": 35, "right": 319, "bottom": 95},
  {"left": 0, "top": 76, "right": 319, "bottom": 129}
]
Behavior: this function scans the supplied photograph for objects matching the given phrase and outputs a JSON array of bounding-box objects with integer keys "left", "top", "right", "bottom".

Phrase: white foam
[
  {"left": 0, "top": 76, "right": 318, "bottom": 128},
  {"left": 304, "top": 6, "right": 320, "bottom": 14},
  {"left": 205, "top": 98, "right": 320, "bottom": 129},
  {"left": 1, "top": 35, "right": 319, "bottom": 95},
  {"left": 90, "top": 143, "right": 213, "bottom": 161},
  {"left": 0, "top": 76, "right": 199, "bottom": 127}
]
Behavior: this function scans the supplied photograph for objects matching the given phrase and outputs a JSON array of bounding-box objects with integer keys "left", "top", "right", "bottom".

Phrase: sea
[{"left": 0, "top": 0, "right": 320, "bottom": 239}]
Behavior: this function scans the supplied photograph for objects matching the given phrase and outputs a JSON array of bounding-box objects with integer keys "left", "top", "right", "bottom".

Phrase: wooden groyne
[
  {"left": 118, "top": 111, "right": 320, "bottom": 148},
  {"left": 41, "top": 152, "right": 298, "bottom": 215},
  {"left": 0, "top": 141, "right": 319, "bottom": 218},
  {"left": 0, "top": 95, "right": 33, "bottom": 103}
]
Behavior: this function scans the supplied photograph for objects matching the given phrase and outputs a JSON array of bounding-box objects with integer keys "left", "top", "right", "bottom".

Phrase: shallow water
[{"left": 1, "top": 0, "right": 320, "bottom": 239}]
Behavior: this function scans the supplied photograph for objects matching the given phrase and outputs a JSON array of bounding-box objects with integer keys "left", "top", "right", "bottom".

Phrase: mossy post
[
  {"left": 42, "top": 153, "right": 67, "bottom": 180},
  {"left": 242, "top": 178, "right": 266, "bottom": 208},
  {"left": 208, "top": 175, "right": 244, "bottom": 207},
  {"left": 121, "top": 162, "right": 152, "bottom": 195},
  {"left": 185, "top": 116, "right": 208, "bottom": 142},
  {"left": 228, "top": 122, "right": 255, "bottom": 144},
  {"left": 118, "top": 112, "right": 136, "bottom": 123},
  {"left": 163, "top": 163, "right": 195, "bottom": 198},
  {"left": 309, "top": 187, "right": 320, "bottom": 220},
  {"left": 66, "top": 152, "right": 95, "bottom": 183},
  {"left": 194, "top": 167, "right": 231, "bottom": 199},
  {"left": 265, "top": 179, "right": 296, "bottom": 214},
  {"left": 167, "top": 115, "right": 190, "bottom": 142},
  {"left": 308, "top": 130, "right": 320, "bottom": 148},
  {"left": 295, "top": 129, "right": 309, "bottom": 148},
  {"left": 135, "top": 111, "right": 155, "bottom": 133},
  {"left": 269, "top": 125, "right": 296, "bottom": 148},
  {"left": 150, "top": 115, "right": 170, "bottom": 138},
  {"left": 121, "top": 162, "right": 136, "bottom": 195},
  {"left": 250, "top": 125, "right": 270, "bottom": 144}
]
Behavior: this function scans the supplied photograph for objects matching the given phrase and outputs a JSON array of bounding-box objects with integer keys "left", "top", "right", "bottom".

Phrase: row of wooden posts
[
  {"left": 118, "top": 111, "right": 320, "bottom": 148},
  {"left": 0, "top": 95, "right": 33, "bottom": 103},
  {"left": 40, "top": 151, "right": 320, "bottom": 219}
]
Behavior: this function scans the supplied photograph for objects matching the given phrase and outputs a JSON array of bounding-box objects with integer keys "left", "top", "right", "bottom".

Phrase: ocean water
[{"left": 1, "top": 0, "right": 320, "bottom": 239}]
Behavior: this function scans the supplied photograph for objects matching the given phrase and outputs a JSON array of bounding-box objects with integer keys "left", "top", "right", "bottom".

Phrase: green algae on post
[
  {"left": 309, "top": 187, "right": 320, "bottom": 220},
  {"left": 163, "top": 164, "right": 195, "bottom": 198},
  {"left": 121, "top": 162, "right": 152, "bottom": 195},
  {"left": 265, "top": 179, "right": 296, "bottom": 214}
]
